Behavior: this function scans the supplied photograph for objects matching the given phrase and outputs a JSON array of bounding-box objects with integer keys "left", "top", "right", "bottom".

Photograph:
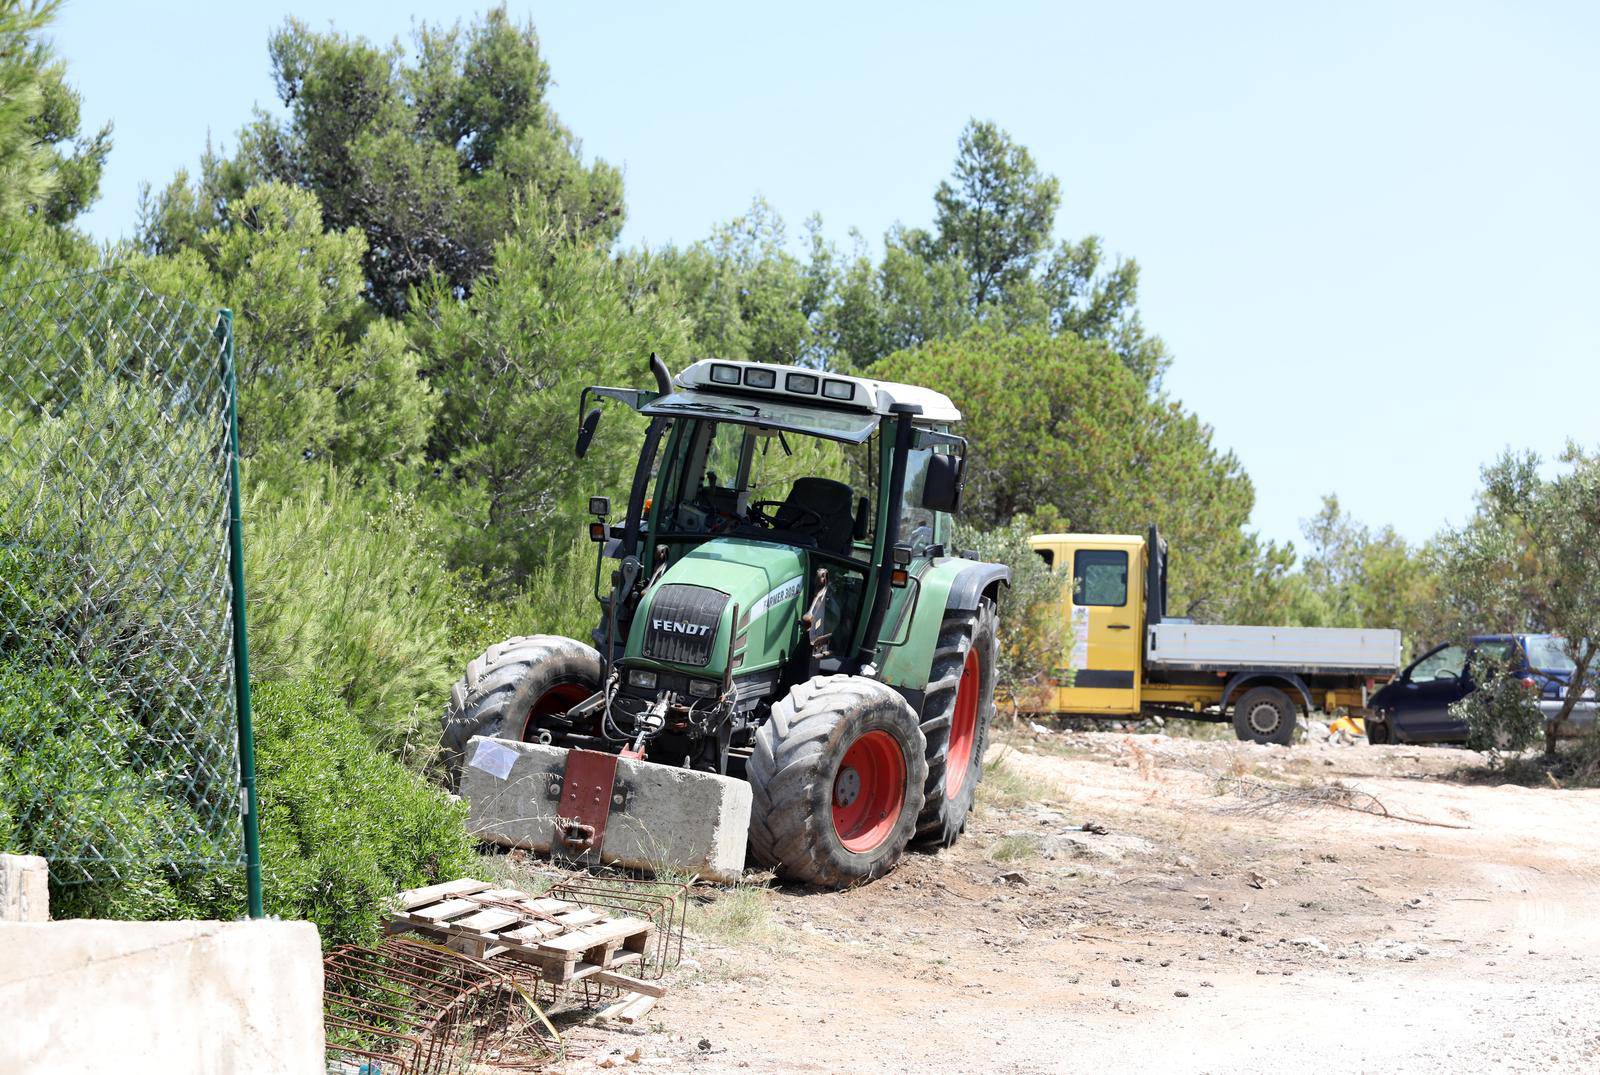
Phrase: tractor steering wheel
[{"left": 749, "top": 499, "right": 824, "bottom": 535}]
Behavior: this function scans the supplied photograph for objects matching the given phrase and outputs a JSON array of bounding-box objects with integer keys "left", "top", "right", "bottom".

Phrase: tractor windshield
[{"left": 653, "top": 416, "right": 879, "bottom": 560}]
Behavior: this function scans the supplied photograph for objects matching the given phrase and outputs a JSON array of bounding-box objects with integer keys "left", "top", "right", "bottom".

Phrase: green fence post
[{"left": 219, "top": 308, "right": 263, "bottom": 919}]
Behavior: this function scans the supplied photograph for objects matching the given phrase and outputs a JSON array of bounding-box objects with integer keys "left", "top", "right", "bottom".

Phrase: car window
[
  {"left": 1526, "top": 635, "right": 1578, "bottom": 674},
  {"left": 1409, "top": 644, "right": 1467, "bottom": 683},
  {"left": 1074, "top": 549, "right": 1128, "bottom": 607},
  {"left": 1469, "top": 640, "right": 1519, "bottom": 676}
]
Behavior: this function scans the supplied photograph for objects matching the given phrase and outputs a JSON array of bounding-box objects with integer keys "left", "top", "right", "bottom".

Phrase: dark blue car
[{"left": 1366, "top": 633, "right": 1594, "bottom": 744}]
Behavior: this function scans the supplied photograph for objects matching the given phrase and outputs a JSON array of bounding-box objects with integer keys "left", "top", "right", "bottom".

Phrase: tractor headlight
[
  {"left": 687, "top": 679, "right": 718, "bottom": 698},
  {"left": 743, "top": 367, "right": 777, "bottom": 389},
  {"left": 627, "top": 669, "right": 658, "bottom": 690}
]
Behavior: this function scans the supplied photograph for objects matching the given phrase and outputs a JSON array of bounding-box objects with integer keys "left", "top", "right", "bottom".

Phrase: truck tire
[
  {"left": 440, "top": 635, "right": 601, "bottom": 790},
  {"left": 913, "top": 598, "right": 999, "bottom": 848},
  {"left": 748, "top": 674, "right": 928, "bottom": 888},
  {"left": 1231, "top": 685, "right": 1297, "bottom": 745}
]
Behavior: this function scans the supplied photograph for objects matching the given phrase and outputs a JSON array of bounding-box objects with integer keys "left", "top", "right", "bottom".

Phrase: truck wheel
[
  {"left": 440, "top": 635, "right": 601, "bottom": 790},
  {"left": 748, "top": 675, "right": 928, "bottom": 888},
  {"left": 913, "top": 599, "right": 999, "bottom": 848},
  {"left": 1231, "top": 686, "right": 1297, "bottom": 745}
]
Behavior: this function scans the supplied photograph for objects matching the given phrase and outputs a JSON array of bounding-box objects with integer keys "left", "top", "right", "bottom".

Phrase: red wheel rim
[
  {"left": 519, "top": 683, "right": 592, "bottom": 740},
  {"left": 831, "top": 730, "right": 907, "bottom": 853},
  {"left": 947, "top": 647, "right": 981, "bottom": 797}
]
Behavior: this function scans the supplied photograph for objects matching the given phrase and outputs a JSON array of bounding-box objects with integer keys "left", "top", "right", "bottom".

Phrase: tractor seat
[{"left": 774, "top": 477, "right": 855, "bottom": 555}]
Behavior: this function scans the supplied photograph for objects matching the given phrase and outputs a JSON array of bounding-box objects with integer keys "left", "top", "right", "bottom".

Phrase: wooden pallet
[{"left": 389, "top": 878, "right": 659, "bottom": 990}]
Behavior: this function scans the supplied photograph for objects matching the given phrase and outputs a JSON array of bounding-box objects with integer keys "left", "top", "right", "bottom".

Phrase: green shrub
[
  {"left": 1453, "top": 671, "right": 1544, "bottom": 761},
  {"left": 243, "top": 678, "right": 475, "bottom": 944},
  {"left": 245, "top": 468, "right": 608, "bottom": 763},
  {"left": 244, "top": 470, "right": 468, "bottom": 761},
  {"left": 956, "top": 517, "right": 1071, "bottom": 707},
  {"left": 0, "top": 663, "right": 473, "bottom": 941},
  {"left": 0, "top": 660, "right": 209, "bottom": 920}
]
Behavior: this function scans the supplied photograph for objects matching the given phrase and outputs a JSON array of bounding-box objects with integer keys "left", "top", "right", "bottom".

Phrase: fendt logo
[{"left": 652, "top": 618, "right": 713, "bottom": 637}]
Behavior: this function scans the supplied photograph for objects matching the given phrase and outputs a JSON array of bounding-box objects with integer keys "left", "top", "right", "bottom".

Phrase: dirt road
[{"left": 553, "top": 728, "right": 1600, "bottom": 1074}]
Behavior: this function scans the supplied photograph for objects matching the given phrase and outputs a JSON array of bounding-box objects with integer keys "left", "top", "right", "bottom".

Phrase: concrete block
[
  {"left": 0, "top": 853, "right": 49, "bottom": 921},
  {"left": 0, "top": 919, "right": 324, "bottom": 1075},
  {"left": 463, "top": 736, "right": 751, "bottom": 884}
]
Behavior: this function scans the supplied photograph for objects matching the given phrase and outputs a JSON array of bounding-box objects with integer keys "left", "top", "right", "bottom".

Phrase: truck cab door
[{"left": 1050, "top": 539, "right": 1142, "bottom": 715}]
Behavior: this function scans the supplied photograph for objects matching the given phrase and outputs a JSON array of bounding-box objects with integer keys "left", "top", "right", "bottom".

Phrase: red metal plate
[{"left": 556, "top": 749, "right": 621, "bottom": 860}]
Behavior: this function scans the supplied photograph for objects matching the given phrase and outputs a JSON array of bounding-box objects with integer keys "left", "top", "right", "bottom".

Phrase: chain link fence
[{"left": 0, "top": 255, "right": 256, "bottom": 911}]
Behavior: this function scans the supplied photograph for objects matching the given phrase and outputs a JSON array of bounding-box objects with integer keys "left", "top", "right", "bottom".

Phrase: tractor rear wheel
[
  {"left": 748, "top": 674, "right": 928, "bottom": 887},
  {"left": 440, "top": 634, "right": 601, "bottom": 790},
  {"left": 914, "top": 599, "right": 999, "bottom": 847}
]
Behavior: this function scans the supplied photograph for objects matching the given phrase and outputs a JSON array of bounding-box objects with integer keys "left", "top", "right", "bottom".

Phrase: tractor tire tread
[
  {"left": 748, "top": 674, "right": 927, "bottom": 887},
  {"left": 439, "top": 634, "right": 601, "bottom": 789},
  {"left": 913, "top": 598, "right": 999, "bottom": 847}
]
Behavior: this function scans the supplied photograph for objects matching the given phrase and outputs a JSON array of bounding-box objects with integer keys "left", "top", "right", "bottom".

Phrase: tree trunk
[{"left": 1547, "top": 644, "right": 1597, "bottom": 758}]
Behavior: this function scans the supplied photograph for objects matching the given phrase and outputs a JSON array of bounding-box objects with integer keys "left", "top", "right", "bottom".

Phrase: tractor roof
[{"left": 675, "top": 360, "right": 962, "bottom": 424}]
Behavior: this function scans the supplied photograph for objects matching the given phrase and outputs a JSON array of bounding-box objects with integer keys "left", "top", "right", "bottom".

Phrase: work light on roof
[
  {"left": 786, "top": 372, "right": 818, "bottom": 395},
  {"left": 710, "top": 363, "right": 740, "bottom": 385},
  {"left": 822, "top": 379, "right": 854, "bottom": 401},
  {"left": 744, "top": 367, "right": 777, "bottom": 389}
]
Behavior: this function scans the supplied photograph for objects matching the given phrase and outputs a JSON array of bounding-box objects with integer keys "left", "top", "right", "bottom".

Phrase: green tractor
[{"left": 443, "top": 356, "right": 1008, "bottom": 887}]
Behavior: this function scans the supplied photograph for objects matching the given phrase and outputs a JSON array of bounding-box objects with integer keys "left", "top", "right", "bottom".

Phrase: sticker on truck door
[{"left": 1069, "top": 605, "right": 1090, "bottom": 670}]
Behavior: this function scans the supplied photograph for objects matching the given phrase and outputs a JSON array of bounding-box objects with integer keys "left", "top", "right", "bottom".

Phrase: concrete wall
[{"left": 0, "top": 919, "right": 324, "bottom": 1075}]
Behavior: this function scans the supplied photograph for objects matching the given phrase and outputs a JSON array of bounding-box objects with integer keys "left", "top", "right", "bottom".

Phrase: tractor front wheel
[
  {"left": 748, "top": 675, "right": 928, "bottom": 887},
  {"left": 440, "top": 634, "right": 601, "bottom": 789},
  {"left": 914, "top": 599, "right": 998, "bottom": 847}
]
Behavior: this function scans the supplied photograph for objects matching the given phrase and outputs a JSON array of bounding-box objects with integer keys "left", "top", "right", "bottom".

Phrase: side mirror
[
  {"left": 920, "top": 453, "right": 964, "bottom": 513},
  {"left": 575, "top": 407, "right": 602, "bottom": 459}
]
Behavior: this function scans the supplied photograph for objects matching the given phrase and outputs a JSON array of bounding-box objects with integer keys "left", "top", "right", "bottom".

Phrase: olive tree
[{"left": 1438, "top": 446, "right": 1600, "bottom": 757}]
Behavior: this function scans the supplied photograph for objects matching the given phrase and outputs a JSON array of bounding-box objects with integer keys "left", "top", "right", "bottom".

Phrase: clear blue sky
[{"left": 53, "top": 1, "right": 1599, "bottom": 551}]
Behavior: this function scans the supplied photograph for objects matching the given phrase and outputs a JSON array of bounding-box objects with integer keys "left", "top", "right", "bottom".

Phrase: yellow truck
[{"left": 1028, "top": 529, "right": 1402, "bottom": 743}]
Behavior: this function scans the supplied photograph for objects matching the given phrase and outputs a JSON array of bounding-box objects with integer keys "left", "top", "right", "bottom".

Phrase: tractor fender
[
  {"left": 1220, "top": 671, "right": 1312, "bottom": 715},
  {"left": 943, "top": 558, "right": 1011, "bottom": 613},
  {"left": 876, "top": 557, "right": 1008, "bottom": 694}
]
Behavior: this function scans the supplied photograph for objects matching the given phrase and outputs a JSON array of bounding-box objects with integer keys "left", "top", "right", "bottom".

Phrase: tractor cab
[{"left": 581, "top": 359, "right": 968, "bottom": 687}]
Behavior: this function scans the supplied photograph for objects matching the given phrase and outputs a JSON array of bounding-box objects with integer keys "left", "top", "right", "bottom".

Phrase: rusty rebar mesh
[
  {"left": 323, "top": 938, "right": 557, "bottom": 1074},
  {"left": 548, "top": 874, "right": 688, "bottom": 979}
]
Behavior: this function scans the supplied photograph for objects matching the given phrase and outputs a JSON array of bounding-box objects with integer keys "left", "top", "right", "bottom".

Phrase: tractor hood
[{"left": 625, "top": 538, "right": 808, "bottom": 679}]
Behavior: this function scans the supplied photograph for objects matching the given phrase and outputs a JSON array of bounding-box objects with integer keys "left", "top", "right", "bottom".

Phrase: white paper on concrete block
[{"left": 469, "top": 738, "right": 519, "bottom": 781}]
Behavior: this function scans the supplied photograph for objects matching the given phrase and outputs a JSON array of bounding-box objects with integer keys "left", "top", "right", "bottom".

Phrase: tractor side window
[
  {"left": 701, "top": 421, "right": 746, "bottom": 493},
  {"left": 1073, "top": 549, "right": 1128, "bottom": 607},
  {"left": 897, "top": 447, "right": 936, "bottom": 556}
]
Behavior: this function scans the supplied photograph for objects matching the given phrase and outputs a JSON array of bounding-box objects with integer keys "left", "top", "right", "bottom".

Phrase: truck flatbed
[{"left": 1145, "top": 622, "right": 1401, "bottom": 676}]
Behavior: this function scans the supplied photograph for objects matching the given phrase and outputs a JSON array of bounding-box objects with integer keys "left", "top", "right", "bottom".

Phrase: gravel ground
[{"left": 543, "top": 727, "right": 1600, "bottom": 1074}]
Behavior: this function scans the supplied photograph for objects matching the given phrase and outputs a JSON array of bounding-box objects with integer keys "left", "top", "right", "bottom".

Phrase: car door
[{"left": 1390, "top": 643, "right": 1470, "bottom": 741}]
